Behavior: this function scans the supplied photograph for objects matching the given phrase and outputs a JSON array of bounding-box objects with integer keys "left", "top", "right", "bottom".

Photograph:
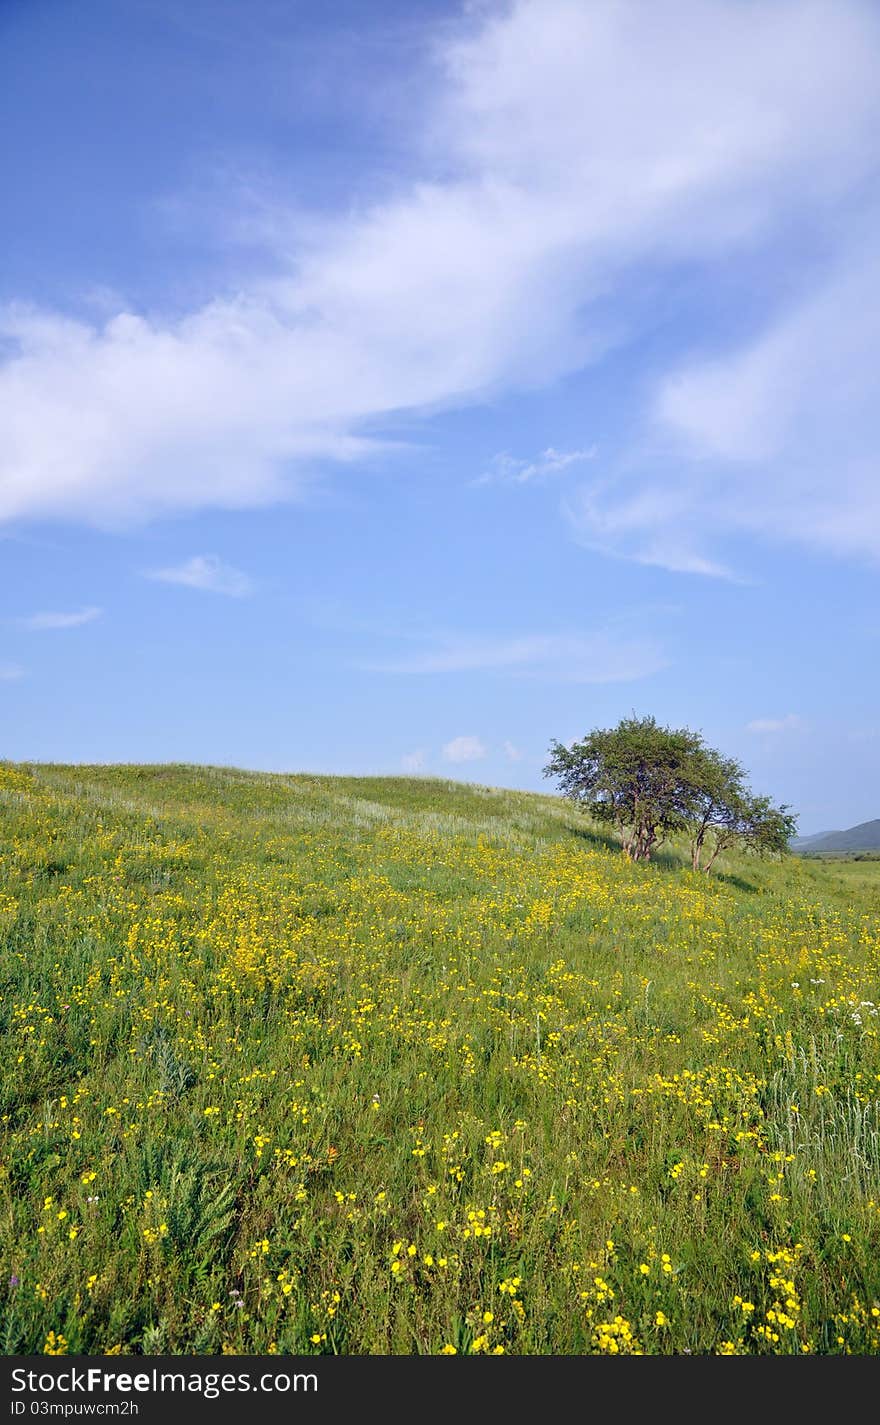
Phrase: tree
[
  {"left": 544, "top": 714, "right": 706, "bottom": 862},
  {"left": 732, "top": 793, "right": 797, "bottom": 866},
  {"left": 687, "top": 747, "right": 748, "bottom": 873},
  {"left": 545, "top": 714, "right": 797, "bottom": 870},
  {"left": 687, "top": 747, "right": 797, "bottom": 872}
]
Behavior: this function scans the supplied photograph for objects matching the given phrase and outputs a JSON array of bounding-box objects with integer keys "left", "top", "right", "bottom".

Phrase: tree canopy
[{"left": 544, "top": 714, "right": 796, "bottom": 870}]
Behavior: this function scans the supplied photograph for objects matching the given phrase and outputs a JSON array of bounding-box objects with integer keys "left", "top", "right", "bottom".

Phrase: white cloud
[
  {"left": 563, "top": 482, "right": 742, "bottom": 580},
  {"left": 145, "top": 554, "right": 252, "bottom": 597},
  {"left": 503, "top": 740, "right": 523, "bottom": 762},
  {"left": 443, "top": 735, "right": 487, "bottom": 764},
  {"left": 366, "top": 630, "right": 667, "bottom": 684},
  {"left": 746, "top": 714, "right": 804, "bottom": 734},
  {"left": 401, "top": 749, "right": 426, "bottom": 773},
  {"left": 19, "top": 606, "right": 102, "bottom": 631},
  {"left": 1, "top": 1, "right": 878, "bottom": 530},
  {"left": 568, "top": 241, "right": 880, "bottom": 574},
  {"left": 0, "top": 664, "right": 24, "bottom": 681},
  {"left": 657, "top": 253, "right": 880, "bottom": 558},
  {"left": 476, "top": 446, "right": 596, "bottom": 486}
]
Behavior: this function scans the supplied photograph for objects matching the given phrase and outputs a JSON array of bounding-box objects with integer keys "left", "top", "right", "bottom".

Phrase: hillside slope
[{"left": 2, "top": 761, "right": 879, "bottom": 1355}]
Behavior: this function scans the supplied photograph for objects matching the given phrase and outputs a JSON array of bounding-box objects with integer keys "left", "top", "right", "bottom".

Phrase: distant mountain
[
  {"left": 793, "top": 819, "right": 880, "bottom": 854},
  {"left": 790, "top": 829, "right": 839, "bottom": 849}
]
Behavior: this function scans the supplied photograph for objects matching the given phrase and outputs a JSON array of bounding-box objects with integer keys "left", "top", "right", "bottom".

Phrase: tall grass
[{"left": 1, "top": 761, "right": 878, "bottom": 1355}]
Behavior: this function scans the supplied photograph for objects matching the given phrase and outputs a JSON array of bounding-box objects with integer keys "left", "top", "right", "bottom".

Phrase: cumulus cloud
[
  {"left": 442, "top": 735, "right": 487, "bottom": 764},
  {"left": 145, "top": 554, "right": 252, "bottom": 596},
  {"left": 746, "top": 714, "right": 804, "bottom": 734},
  {"left": 19, "top": 606, "right": 102, "bottom": 631},
  {"left": 366, "top": 630, "right": 667, "bottom": 684},
  {"left": 1, "top": 1, "right": 878, "bottom": 538}
]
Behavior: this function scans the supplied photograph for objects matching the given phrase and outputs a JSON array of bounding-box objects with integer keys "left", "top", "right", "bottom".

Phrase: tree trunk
[
  {"left": 691, "top": 820, "right": 709, "bottom": 872},
  {"left": 704, "top": 840, "right": 725, "bottom": 875}
]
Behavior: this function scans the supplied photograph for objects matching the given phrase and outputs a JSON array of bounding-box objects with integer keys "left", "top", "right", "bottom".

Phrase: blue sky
[{"left": 1, "top": 0, "right": 879, "bottom": 834}]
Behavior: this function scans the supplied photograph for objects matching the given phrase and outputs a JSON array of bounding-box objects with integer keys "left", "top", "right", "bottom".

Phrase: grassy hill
[{"left": 2, "top": 761, "right": 880, "bottom": 1355}]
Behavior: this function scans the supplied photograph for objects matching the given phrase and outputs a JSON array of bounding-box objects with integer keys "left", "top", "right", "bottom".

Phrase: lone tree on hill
[
  {"left": 544, "top": 714, "right": 796, "bottom": 871},
  {"left": 544, "top": 714, "right": 705, "bottom": 862}
]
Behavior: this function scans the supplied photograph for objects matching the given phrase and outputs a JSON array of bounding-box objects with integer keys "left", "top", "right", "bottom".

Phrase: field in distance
[{"left": 2, "top": 761, "right": 879, "bottom": 1355}]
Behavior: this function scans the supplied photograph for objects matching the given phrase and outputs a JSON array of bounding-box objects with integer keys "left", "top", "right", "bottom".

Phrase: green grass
[{"left": 1, "top": 761, "right": 879, "bottom": 1355}]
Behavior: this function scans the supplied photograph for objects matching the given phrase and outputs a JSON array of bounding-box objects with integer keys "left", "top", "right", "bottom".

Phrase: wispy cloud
[
  {"left": 1, "top": 2, "right": 878, "bottom": 530},
  {"left": 563, "top": 482, "right": 742, "bottom": 580},
  {"left": 365, "top": 630, "right": 667, "bottom": 684},
  {"left": 145, "top": 555, "right": 252, "bottom": 597},
  {"left": 567, "top": 243, "right": 880, "bottom": 574},
  {"left": 475, "top": 446, "right": 596, "bottom": 487},
  {"left": 442, "top": 735, "right": 487, "bottom": 764},
  {"left": 401, "top": 749, "right": 426, "bottom": 773},
  {"left": 503, "top": 740, "right": 523, "bottom": 762},
  {"left": 746, "top": 714, "right": 804, "bottom": 734},
  {"left": 18, "top": 606, "right": 102, "bottom": 631},
  {"left": 0, "top": 664, "right": 24, "bottom": 681}
]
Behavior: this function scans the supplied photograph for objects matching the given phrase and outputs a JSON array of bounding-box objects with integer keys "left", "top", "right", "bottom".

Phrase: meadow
[{"left": 1, "top": 760, "right": 879, "bottom": 1356}]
